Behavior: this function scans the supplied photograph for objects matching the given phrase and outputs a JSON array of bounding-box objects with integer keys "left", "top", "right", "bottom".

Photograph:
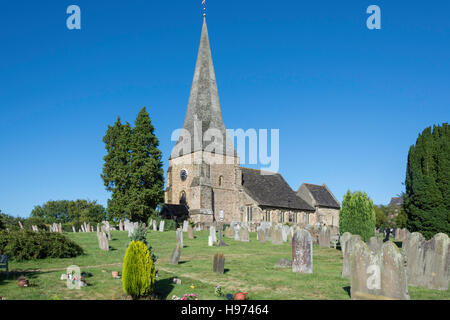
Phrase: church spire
[{"left": 171, "top": 16, "right": 236, "bottom": 159}]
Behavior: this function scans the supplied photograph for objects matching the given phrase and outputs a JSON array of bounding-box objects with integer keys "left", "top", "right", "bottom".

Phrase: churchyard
[{"left": 0, "top": 226, "right": 448, "bottom": 300}]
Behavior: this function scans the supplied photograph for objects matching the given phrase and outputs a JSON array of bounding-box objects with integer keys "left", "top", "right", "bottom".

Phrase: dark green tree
[
  {"left": 404, "top": 123, "right": 450, "bottom": 239},
  {"left": 128, "top": 107, "right": 164, "bottom": 222},
  {"left": 339, "top": 190, "right": 376, "bottom": 242},
  {"left": 101, "top": 108, "right": 164, "bottom": 223},
  {"left": 101, "top": 117, "right": 133, "bottom": 221}
]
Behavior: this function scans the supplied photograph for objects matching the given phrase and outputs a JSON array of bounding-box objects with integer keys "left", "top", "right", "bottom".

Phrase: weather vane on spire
[{"left": 202, "top": 0, "right": 206, "bottom": 17}]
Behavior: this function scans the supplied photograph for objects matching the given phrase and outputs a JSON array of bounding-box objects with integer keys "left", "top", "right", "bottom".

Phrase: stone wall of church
[
  {"left": 316, "top": 207, "right": 340, "bottom": 227},
  {"left": 166, "top": 151, "right": 241, "bottom": 223}
]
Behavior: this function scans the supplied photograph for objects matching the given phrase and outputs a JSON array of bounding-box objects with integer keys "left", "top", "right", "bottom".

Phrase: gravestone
[
  {"left": 170, "top": 244, "right": 181, "bottom": 265},
  {"left": 257, "top": 228, "right": 265, "bottom": 243},
  {"left": 183, "top": 220, "right": 189, "bottom": 232},
  {"left": 210, "top": 226, "right": 217, "bottom": 243},
  {"left": 342, "top": 234, "right": 362, "bottom": 278},
  {"left": 292, "top": 229, "right": 313, "bottom": 274},
  {"left": 97, "top": 231, "right": 109, "bottom": 251},
  {"left": 96, "top": 224, "right": 100, "bottom": 233},
  {"left": 119, "top": 220, "right": 123, "bottom": 231},
  {"left": 153, "top": 220, "right": 157, "bottom": 231},
  {"left": 217, "top": 226, "right": 227, "bottom": 246},
  {"left": 368, "top": 236, "right": 383, "bottom": 253},
  {"left": 403, "top": 232, "right": 450, "bottom": 290},
  {"left": 281, "top": 225, "right": 289, "bottom": 243},
  {"left": 318, "top": 226, "right": 330, "bottom": 248},
  {"left": 187, "top": 224, "right": 195, "bottom": 239},
  {"left": 240, "top": 226, "right": 250, "bottom": 242},
  {"left": 176, "top": 228, "right": 183, "bottom": 248},
  {"left": 350, "top": 239, "right": 409, "bottom": 300},
  {"left": 159, "top": 220, "right": 165, "bottom": 232},
  {"left": 233, "top": 225, "right": 240, "bottom": 241},
  {"left": 340, "top": 232, "right": 352, "bottom": 254},
  {"left": 72, "top": 225, "right": 76, "bottom": 233},
  {"left": 213, "top": 253, "right": 225, "bottom": 274},
  {"left": 18, "top": 221, "right": 24, "bottom": 229},
  {"left": 225, "top": 226, "right": 234, "bottom": 238},
  {"left": 271, "top": 225, "right": 283, "bottom": 245},
  {"left": 208, "top": 236, "right": 213, "bottom": 247}
]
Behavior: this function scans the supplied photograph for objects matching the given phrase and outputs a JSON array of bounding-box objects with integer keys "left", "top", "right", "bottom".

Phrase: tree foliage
[
  {"left": 404, "top": 123, "right": 450, "bottom": 239},
  {"left": 30, "top": 200, "right": 106, "bottom": 225},
  {"left": 122, "top": 240, "right": 156, "bottom": 300},
  {"left": 102, "top": 107, "right": 164, "bottom": 223},
  {"left": 339, "top": 190, "right": 376, "bottom": 242}
]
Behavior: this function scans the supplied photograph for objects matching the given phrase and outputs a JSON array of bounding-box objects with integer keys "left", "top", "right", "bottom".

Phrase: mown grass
[{"left": 0, "top": 230, "right": 448, "bottom": 300}]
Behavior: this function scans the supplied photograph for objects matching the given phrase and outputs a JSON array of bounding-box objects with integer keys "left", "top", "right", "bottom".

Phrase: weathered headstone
[
  {"left": 217, "top": 226, "right": 227, "bottom": 246},
  {"left": 97, "top": 231, "right": 109, "bottom": 251},
  {"left": 208, "top": 236, "right": 213, "bottom": 247},
  {"left": 271, "top": 225, "right": 283, "bottom": 245},
  {"left": 210, "top": 226, "right": 217, "bottom": 243},
  {"left": 292, "top": 229, "right": 313, "bottom": 274},
  {"left": 318, "top": 226, "right": 330, "bottom": 248},
  {"left": 183, "top": 220, "right": 189, "bottom": 233},
  {"left": 225, "top": 226, "right": 234, "bottom": 238},
  {"left": 368, "top": 236, "right": 383, "bottom": 253},
  {"left": 153, "top": 220, "right": 157, "bottom": 231},
  {"left": 403, "top": 232, "right": 450, "bottom": 291},
  {"left": 257, "top": 228, "right": 265, "bottom": 243},
  {"left": 187, "top": 224, "right": 195, "bottom": 239},
  {"left": 170, "top": 244, "right": 181, "bottom": 265},
  {"left": 18, "top": 221, "right": 24, "bottom": 230},
  {"left": 176, "top": 228, "right": 183, "bottom": 248},
  {"left": 240, "top": 226, "right": 250, "bottom": 242},
  {"left": 350, "top": 240, "right": 409, "bottom": 300},
  {"left": 213, "top": 253, "right": 225, "bottom": 274},
  {"left": 119, "top": 220, "right": 123, "bottom": 231},
  {"left": 342, "top": 234, "right": 362, "bottom": 278},
  {"left": 159, "top": 220, "right": 165, "bottom": 232}
]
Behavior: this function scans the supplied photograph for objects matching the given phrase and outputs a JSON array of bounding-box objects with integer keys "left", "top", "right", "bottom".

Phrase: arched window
[
  {"left": 180, "top": 191, "right": 187, "bottom": 205},
  {"left": 219, "top": 176, "right": 224, "bottom": 187}
]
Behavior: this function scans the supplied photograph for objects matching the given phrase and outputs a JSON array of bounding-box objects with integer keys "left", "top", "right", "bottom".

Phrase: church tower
[{"left": 165, "top": 17, "right": 242, "bottom": 224}]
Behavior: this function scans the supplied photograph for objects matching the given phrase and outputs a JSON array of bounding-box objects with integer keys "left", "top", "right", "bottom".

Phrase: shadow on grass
[
  {"left": 0, "top": 269, "right": 57, "bottom": 287},
  {"left": 155, "top": 277, "right": 175, "bottom": 299},
  {"left": 178, "top": 261, "right": 189, "bottom": 265},
  {"left": 342, "top": 286, "right": 351, "bottom": 298},
  {"left": 224, "top": 268, "right": 230, "bottom": 274}
]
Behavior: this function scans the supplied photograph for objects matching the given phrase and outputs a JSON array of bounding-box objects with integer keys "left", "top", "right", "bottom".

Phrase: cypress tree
[
  {"left": 101, "top": 117, "right": 133, "bottom": 221},
  {"left": 339, "top": 190, "right": 376, "bottom": 242},
  {"left": 128, "top": 107, "right": 164, "bottom": 222},
  {"left": 405, "top": 123, "right": 449, "bottom": 239}
]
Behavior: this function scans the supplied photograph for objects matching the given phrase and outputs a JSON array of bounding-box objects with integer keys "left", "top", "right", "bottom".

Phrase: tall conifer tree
[
  {"left": 101, "top": 117, "right": 133, "bottom": 221},
  {"left": 405, "top": 123, "right": 449, "bottom": 239},
  {"left": 128, "top": 107, "right": 164, "bottom": 222}
]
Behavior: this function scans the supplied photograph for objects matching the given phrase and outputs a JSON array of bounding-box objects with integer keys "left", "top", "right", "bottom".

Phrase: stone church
[{"left": 164, "top": 18, "right": 340, "bottom": 228}]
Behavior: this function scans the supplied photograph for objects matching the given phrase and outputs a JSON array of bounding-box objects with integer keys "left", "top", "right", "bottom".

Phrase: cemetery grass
[{"left": 0, "top": 231, "right": 449, "bottom": 300}]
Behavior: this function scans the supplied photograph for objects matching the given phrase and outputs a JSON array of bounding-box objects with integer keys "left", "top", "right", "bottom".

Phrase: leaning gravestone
[
  {"left": 187, "top": 224, "right": 195, "bottom": 239},
  {"left": 403, "top": 232, "right": 450, "bottom": 291},
  {"left": 318, "top": 226, "right": 330, "bottom": 248},
  {"left": 170, "top": 244, "right": 181, "bottom": 265},
  {"left": 292, "top": 229, "right": 313, "bottom": 274},
  {"left": 176, "top": 229, "right": 183, "bottom": 248},
  {"left": 72, "top": 225, "right": 76, "bottom": 233},
  {"left": 159, "top": 220, "right": 165, "bottom": 232},
  {"left": 342, "top": 234, "right": 362, "bottom": 278},
  {"left": 350, "top": 239, "right": 409, "bottom": 300},
  {"left": 213, "top": 253, "right": 225, "bottom": 274},
  {"left": 225, "top": 226, "right": 234, "bottom": 238}
]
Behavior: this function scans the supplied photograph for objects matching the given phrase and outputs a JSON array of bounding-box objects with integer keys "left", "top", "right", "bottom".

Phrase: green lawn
[{"left": 0, "top": 230, "right": 448, "bottom": 300}]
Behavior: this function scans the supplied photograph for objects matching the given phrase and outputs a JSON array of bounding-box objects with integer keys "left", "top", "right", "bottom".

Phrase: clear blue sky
[{"left": 1, "top": 1, "right": 449, "bottom": 217}]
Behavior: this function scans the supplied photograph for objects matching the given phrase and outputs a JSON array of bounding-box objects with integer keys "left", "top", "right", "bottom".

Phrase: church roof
[
  {"left": 171, "top": 18, "right": 236, "bottom": 159},
  {"left": 388, "top": 197, "right": 403, "bottom": 207},
  {"left": 299, "top": 183, "right": 341, "bottom": 209},
  {"left": 241, "top": 167, "right": 315, "bottom": 211}
]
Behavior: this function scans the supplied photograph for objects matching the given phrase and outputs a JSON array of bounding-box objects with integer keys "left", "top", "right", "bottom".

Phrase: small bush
[
  {"left": 0, "top": 230, "right": 84, "bottom": 261},
  {"left": 129, "top": 223, "right": 158, "bottom": 262},
  {"left": 122, "top": 240, "right": 156, "bottom": 300}
]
